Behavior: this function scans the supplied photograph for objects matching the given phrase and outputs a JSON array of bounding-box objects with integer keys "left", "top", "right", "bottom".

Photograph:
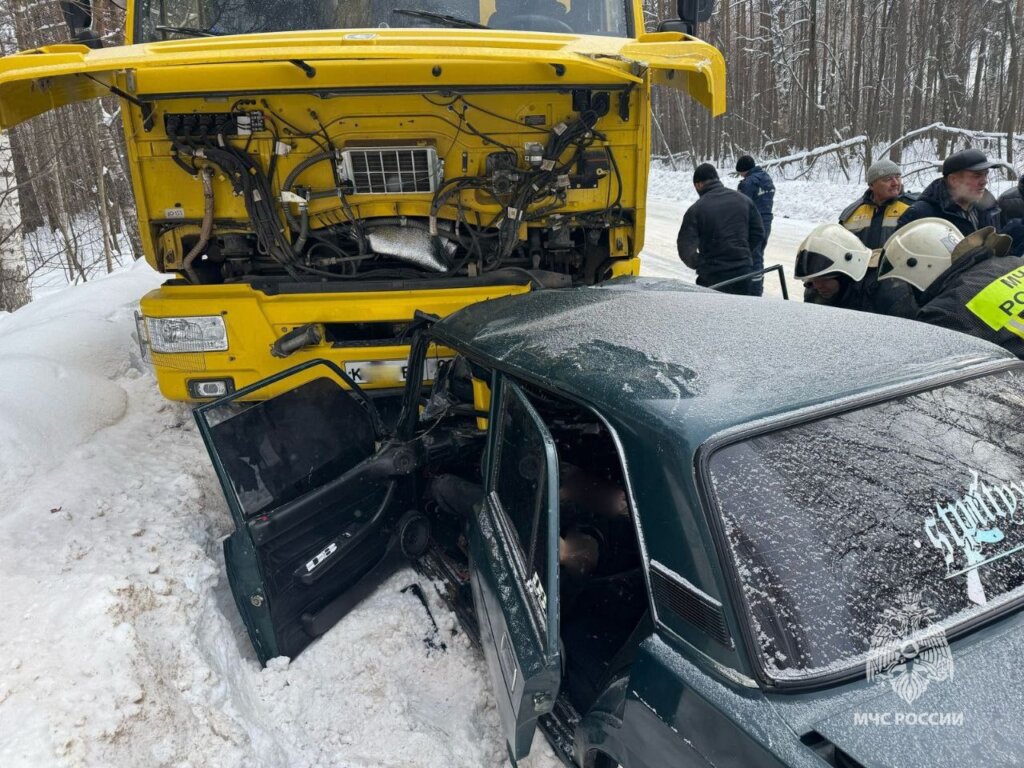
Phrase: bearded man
[{"left": 896, "top": 149, "right": 1001, "bottom": 236}]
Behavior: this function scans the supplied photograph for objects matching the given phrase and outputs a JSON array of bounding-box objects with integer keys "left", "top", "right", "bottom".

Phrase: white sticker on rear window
[{"left": 920, "top": 471, "right": 1024, "bottom": 603}]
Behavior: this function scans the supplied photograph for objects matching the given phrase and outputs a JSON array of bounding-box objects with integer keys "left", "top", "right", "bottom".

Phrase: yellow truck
[{"left": 0, "top": 0, "right": 724, "bottom": 401}]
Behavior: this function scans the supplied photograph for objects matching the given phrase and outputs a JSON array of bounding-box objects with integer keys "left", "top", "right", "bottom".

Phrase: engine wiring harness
[{"left": 164, "top": 91, "right": 630, "bottom": 284}]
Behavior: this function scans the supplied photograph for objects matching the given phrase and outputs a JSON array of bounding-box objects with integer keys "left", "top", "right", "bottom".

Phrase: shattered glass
[{"left": 206, "top": 377, "right": 376, "bottom": 517}]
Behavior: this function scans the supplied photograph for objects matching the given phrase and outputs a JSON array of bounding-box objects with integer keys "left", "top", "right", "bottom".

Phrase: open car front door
[
  {"left": 194, "top": 360, "right": 425, "bottom": 664},
  {"left": 468, "top": 374, "right": 561, "bottom": 763}
]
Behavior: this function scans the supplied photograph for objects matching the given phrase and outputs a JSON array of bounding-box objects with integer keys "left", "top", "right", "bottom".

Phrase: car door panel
[
  {"left": 467, "top": 375, "right": 561, "bottom": 761},
  {"left": 470, "top": 497, "right": 554, "bottom": 759},
  {"left": 205, "top": 375, "right": 378, "bottom": 521},
  {"left": 196, "top": 360, "right": 413, "bottom": 664},
  {"left": 243, "top": 454, "right": 400, "bottom": 547}
]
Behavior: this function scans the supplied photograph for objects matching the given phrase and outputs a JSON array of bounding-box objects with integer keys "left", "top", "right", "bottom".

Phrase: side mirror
[
  {"left": 657, "top": 20, "right": 691, "bottom": 34},
  {"left": 678, "top": 0, "right": 714, "bottom": 24},
  {"left": 658, "top": 0, "right": 713, "bottom": 35},
  {"left": 59, "top": 0, "right": 103, "bottom": 49}
]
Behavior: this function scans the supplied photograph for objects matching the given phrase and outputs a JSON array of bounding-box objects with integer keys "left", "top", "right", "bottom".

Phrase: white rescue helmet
[
  {"left": 877, "top": 218, "right": 963, "bottom": 292},
  {"left": 794, "top": 223, "right": 872, "bottom": 281}
]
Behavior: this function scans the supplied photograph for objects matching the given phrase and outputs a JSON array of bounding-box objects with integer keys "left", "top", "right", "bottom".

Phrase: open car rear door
[
  {"left": 468, "top": 375, "right": 561, "bottom": 763},
  {"left": 195, "top": 360, "right": 423, "bottom": 664}
]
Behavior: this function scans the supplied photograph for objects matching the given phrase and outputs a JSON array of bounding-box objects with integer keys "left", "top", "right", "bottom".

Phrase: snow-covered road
[
  {"left": 638, "top": 197, "right": 815, "bottom": 299},
  {"left": 0, "top": 188, "right": 822, "bottom": 768}
]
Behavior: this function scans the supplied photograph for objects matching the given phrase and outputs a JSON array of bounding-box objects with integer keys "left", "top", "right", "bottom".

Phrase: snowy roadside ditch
[{"left": 0, "top": 262, "right": 559, "bottom": 768}]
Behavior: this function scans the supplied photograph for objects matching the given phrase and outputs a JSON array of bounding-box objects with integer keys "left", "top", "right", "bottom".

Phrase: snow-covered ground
[
  {"left": 641, "top": 169, "right": 849, "bottom": 297},
  {"left": 0, "top": 265, "right": 565, "bottom": 768},
  {"left": 0, "top": 176, "right": 864, "bottom": 767}
]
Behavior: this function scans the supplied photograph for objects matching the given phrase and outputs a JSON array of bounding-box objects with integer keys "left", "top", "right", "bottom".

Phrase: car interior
[{"left": 422, "top": 356, "right": 649, "bottom": 715}]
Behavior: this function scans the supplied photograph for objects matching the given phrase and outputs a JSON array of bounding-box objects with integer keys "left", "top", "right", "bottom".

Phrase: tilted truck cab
[{"left": 0, "top": 0, "right": 724, "bottom": 401}]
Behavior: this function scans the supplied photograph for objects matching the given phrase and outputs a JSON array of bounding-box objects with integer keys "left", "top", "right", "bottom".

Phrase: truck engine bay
[{"left": 149, "top": 87, "right": 635, "bottom": 286}]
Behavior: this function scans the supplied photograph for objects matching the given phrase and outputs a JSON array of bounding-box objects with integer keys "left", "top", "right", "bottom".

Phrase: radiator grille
[
  {"left": 650, "top": 564, "right": 730, "bottom": 646},
  {"left": 339, "top": 147, "right": 440, "bottom": 194}
]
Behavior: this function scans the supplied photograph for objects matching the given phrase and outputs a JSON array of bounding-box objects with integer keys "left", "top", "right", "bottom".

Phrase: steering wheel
[{"left": 498, "top": 14, "right": 573, "bottom": 33}]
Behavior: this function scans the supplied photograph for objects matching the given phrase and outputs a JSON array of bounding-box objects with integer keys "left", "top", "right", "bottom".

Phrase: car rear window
[{"left": 706, "top": 367, "right": 1024, "bottom": 680}]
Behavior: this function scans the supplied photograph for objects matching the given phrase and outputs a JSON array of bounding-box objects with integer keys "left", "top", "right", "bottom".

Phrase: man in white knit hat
[
  {"left": 803, "top": 158, "right": 918, "bottom": 316},
  {"left": 839, "top": 158, "right": 916, "bottom": 250}
]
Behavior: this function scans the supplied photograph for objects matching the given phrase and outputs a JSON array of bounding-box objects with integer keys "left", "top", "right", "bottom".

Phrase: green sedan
[{"left": 196, "top": 278, "right": 1024, "bottom": 768}]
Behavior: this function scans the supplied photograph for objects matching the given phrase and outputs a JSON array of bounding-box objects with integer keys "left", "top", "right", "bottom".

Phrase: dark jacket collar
[
  {"left": 697, "top": 179, "right": 724, "bottom": 196},
  {"left": 860, "top": 187, "right": 886, "bottom": 208}
]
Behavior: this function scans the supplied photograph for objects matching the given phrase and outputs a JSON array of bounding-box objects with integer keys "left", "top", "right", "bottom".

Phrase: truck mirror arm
[{"left": 60, "top": 0, "right": 104, "bottom": 49}]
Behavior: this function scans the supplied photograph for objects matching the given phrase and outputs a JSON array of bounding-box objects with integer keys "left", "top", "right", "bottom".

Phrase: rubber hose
[{"left": 182, "top": 168, "right": 215, "bottom": 283}]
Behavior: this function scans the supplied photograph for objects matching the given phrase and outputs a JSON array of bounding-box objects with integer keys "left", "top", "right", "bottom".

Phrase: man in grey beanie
[
  {"left": 804, "top": 158, "right": 918, "bottom": 315},
  {"left": 838, "top": 159, "right": 916, "bottom": 250}
]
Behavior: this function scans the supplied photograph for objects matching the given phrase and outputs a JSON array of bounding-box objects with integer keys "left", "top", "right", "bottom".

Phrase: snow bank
[
  {"left": 0, "top": 263, "right": 162, "bottom": 489},
  {"left": 0, "top": 261, "right": 557, "bottom": 767}
]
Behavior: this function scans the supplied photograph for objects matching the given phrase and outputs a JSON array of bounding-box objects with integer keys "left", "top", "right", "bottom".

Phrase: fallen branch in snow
[
  {"left": 883, "top": 124, "right": 1024, "bottom": 178},
  {"left": 760, "top": 136, "right": 870, "bottom": 171}
]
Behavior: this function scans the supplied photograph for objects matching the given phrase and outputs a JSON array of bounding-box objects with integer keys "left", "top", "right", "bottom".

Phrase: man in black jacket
[
  {"left": 677, "top": 163, "right": 765, "bottom": 295},
  {"left": 999, "top": 175, "right": 1024, "bottom": 225},
  {"left": 878, "top": 220, "right": 1024, "bottom": 358},
  {"left": 897, "top": 149, "right": 1001, "bottom": 236}
]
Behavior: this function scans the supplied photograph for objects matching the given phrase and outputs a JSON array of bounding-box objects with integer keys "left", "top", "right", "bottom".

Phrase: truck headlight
[{"left": 145, "top": 316, "right": 228, "bottom": 353}]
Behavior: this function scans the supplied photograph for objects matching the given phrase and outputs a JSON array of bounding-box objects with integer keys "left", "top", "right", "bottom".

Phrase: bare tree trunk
[
  {"left": 0, "top": 132, "right": 29, "bottom": 311},
  {"left": 1005, "top": 0, "right": 1023, "bottom": 165}
]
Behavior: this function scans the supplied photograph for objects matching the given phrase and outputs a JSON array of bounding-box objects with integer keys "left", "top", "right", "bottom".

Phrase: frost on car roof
[{"left": 432, "top": 277, "right": 1010, "bottom": 446}]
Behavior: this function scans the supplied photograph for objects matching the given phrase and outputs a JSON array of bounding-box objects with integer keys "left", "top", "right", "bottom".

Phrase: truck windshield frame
[
  {"left": 703, "top": 366, "right": 1024, "bottom": 686},
  {"left": 135, "top": 0, "right": 634, "bottom": 42}
]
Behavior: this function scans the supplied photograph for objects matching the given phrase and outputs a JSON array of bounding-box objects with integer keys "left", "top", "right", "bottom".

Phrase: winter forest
[
  {"left": 0, "top": 0, "right": 1022, "bottom": 312},
  {"left": 650, "top": 0, "right": 1024, "bottom": 163}
]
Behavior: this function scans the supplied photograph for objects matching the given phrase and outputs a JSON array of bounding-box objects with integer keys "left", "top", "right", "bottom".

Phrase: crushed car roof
[{"left": 431, "top": 277, "right": 1012, "bottom": 446}]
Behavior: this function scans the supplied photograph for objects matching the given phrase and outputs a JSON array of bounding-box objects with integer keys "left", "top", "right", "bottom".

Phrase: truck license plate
[{"left": 344, "top": 357, "right": 452, "bottom": 385}]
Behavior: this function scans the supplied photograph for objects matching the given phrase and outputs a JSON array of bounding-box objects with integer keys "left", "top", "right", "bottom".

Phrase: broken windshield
[
  {"left": 706, "top": 367, "right": 1024, "bottom": 681},
  {"left": 136, "top": 0, "right": 631, "bottom": 41}
]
